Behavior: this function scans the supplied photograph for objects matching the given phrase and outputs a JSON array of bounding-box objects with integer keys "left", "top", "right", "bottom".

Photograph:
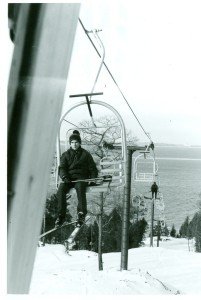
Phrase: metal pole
[
  {"left": 157, "top": 220, "right": 160, "bottom": 247},
  {"left": 42, "top": 213, "right": 46, "bottom": 246},
  {"left": 150, "top": 196, "right": 155, "bottom": 247},
  {"left": 120, "top": 148, "right": 133, "bottom": 270},
  {"left": 98, "top": 192, "right": 103, "bottom": 270}
]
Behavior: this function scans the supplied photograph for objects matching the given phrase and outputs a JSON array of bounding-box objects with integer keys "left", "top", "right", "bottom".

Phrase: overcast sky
[{"left": 63, "top": 0, "right": 201, "bottom": 146}]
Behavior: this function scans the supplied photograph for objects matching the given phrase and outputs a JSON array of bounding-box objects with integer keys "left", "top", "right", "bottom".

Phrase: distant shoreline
[
  {"left": 155, "top": 144, "right": 201, "bottom": 148},
  {"left": 155, "top": 157, "right": 201, "bottom": 161}
]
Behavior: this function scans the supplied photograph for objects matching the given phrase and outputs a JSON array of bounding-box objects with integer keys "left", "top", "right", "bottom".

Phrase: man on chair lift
[
  {"left": 151, "top": 182, "right": 159, "bottom": 199},
  {"left": 55, "top": 130, "right": 98, "bottom": 227}
]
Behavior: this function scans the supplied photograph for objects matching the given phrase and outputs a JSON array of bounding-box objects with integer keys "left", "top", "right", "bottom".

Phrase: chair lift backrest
[
  {"left": 56, "top": 99, "right": 128, "bottom": 189},
  {"left": 99, "top": 156, "right": 125, "bottom": 188},
  {"left": 133, "top": 153, "right": 158, "bottom": 182}
]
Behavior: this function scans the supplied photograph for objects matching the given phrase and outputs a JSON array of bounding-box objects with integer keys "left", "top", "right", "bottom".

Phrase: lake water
[{"left": 132, "top": 146, "right": 201, "bottom": 231}]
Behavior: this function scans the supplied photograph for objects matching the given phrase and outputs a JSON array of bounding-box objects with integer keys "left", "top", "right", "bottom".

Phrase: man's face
[{"left": 70, "top": 140, "right": 80, "bottom": 150}]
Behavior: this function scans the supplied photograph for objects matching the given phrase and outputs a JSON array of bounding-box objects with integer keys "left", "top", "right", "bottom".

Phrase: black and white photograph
[{"left": 2, "top": 0, "right": 201, "bottom": 297}]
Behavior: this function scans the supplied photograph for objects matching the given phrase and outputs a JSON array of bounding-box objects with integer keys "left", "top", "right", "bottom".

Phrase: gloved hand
[
  {"left": 88, "top": 181, "right": 96, "bottom": 186},
  {"left": 62, "top": 176, "right": 71, "bottom": 184},
  {"left": 103, "top": 175, "right": 112, "bottom": 180}
]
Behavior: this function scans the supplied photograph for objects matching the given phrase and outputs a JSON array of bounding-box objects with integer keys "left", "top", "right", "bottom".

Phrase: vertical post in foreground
[
  {"left": 7, "top": 3, "right": 80, "bottom": 294},
  {"left": 150, "top": 196, "right": 155, "bottom": 247},
  {"left": 157, "top": 220, "right": 161, "bottom": 247},
  {"left": 120, "top": 148, "right": 133, "bottom": 270},
  {"left": 98, "top": 192, "right": 104, "bottom": 270}
]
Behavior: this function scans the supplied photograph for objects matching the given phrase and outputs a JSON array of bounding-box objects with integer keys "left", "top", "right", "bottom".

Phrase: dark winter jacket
[
  {"left": 151, "top": 183, "right": 158, "bottom": 193},
  {"left": 59, "top": 147, "right": 98, "bottom": 181}
]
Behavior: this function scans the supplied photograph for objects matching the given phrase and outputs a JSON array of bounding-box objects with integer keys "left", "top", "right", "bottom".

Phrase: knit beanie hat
[{"left": 69, "top": 130, "right": 81, "bottom": 144}]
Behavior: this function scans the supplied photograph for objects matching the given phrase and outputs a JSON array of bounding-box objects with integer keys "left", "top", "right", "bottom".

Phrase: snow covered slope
[{"left": 30, "top": 238, "right": 201, "bottom": 295}]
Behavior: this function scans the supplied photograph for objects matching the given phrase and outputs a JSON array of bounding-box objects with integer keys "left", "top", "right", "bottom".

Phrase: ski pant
[
  {"left": 56, "top": 181, "right": 88, "bottom": 218},
  {"left": 152, "top": 191, "right": 158, "bottom": 199}
]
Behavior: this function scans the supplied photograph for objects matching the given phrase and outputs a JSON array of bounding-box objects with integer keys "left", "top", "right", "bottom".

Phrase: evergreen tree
[
  {"left": 195, "top": 216, "right": 201, "bottom": 253},
  {"left": 102, "top": 208, "right": 122, "bottom": 253},
  {"left": 187, "top": 219, "right": 194, "bottom": 239},
  {"left": 77, "top": 209, "right": 123, "bottom": 253},
  {"left": 74, "top": 224, "right": 90, "bottom": 250},
  {"left": 170, "top": 224, "right": 176, "bottom": 237},
  {"left": 153, "top": 224, "right": 160, "bottom": 236},
  {"left": 87, "top": 223, "right": 98, "bottom": 251},
  {"left": 129, "top": 218, "right": 148, "bottom": 248},
  {"left": 89, "top": 220, "right": 99, "bottom": 252},
  {"left": 161, "top": 223, "right": 169, "bottom": 236},
  {"left": 177, "top": 193, "right": 201, "bottom": 252},
  {"left": 190, "top": 212, "right": 201, "bottom": 252},
  {"left": 41, "top": 194, "right": 73, "bottom": 244},
  {"left": 179, "top": 216, "right": 190, "bottom": 238},
  {"left": 189, "top": 213, "right": 198, "bottom": 237}
]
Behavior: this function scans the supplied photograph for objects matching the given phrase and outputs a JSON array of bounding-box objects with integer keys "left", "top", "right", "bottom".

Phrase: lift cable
[
  {"left": 79, "top": 18, "right": 153, "bottom": 145},
  {"left": 63, "top": 119, "right": 79, "bottom": 128},
  {"left": 89, "top": 29, "right": 105, "bottom": 101}
]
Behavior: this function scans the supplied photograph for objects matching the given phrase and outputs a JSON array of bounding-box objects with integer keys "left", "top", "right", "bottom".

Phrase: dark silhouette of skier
[{"left": 151, "top": 182, "right": 159, "bottom": 199}]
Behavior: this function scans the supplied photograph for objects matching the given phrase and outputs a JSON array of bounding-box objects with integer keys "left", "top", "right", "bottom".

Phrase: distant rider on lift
[{"left": 151, "top": 182, "right": 159, "bottom": 199}]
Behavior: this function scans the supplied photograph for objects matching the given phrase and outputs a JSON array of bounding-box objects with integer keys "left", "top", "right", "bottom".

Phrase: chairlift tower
[{"left": 113, "top": 145, "right": 150, "bottom": 268}]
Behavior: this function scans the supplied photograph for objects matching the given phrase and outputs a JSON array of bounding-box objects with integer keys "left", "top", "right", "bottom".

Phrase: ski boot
[
  {"left": 55, "top": 214, "right": 66, "bottom": 228},
  {"left": 77, "top": 212, "right": 85, "bottom": 226}
]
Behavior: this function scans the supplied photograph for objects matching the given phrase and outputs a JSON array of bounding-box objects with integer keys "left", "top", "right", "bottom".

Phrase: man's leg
[
  {"left": 74, "top": 181, "right": 88, "bottom": 217},
  {"left": 55, "top": 182, "right": 71, "bottom": 225}
]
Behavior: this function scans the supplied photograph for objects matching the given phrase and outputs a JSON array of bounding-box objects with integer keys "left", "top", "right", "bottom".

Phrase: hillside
[{"left": 30, "top": 237, "right": 201, "bottom": 295}]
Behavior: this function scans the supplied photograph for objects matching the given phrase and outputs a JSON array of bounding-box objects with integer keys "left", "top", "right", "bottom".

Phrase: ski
[
  {"left": 65, "top": 216, "right": 91, "bottom": 252},
  {"left": 39, "top": 220, "right": 77, "bottom": 239}
]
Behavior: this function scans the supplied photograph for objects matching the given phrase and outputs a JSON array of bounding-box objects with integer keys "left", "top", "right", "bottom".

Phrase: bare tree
[{"left": 78, "top": 115, "right": 138, "bottom": 159}]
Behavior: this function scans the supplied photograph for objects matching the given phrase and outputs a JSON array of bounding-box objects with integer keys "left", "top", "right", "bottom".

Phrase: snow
[{"left": 30, "top": 237, "right": 201, "bottom": 295}]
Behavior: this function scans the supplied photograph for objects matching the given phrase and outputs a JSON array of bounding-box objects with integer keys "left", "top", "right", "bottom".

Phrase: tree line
[
  {"left": 41, "top": 195, "right": 148, "bottom": 252},
  {"left": 167, "top": 193, "right": 201, "bottom": 252}
]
